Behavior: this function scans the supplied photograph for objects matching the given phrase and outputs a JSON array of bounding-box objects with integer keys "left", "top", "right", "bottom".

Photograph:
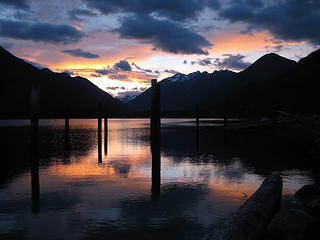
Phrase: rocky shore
[{"left": 263, "top": 134, "right": 320, "bottom": 240}]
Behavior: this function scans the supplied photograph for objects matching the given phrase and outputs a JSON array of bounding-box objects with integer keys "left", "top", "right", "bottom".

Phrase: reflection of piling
[
  {"left": 98, "top": 102, "right": 102, "bottom": 163},
  {"left": 224, "top": 117, "right": 228, "bottom": 128},
  {"left": 31, "top": 153, "right": 40, "bottom": 213},
  {"left": 196, "top": 104, "right": 200, "bottom": 130},
  {"left": 31, "top": 85, "right": 40, "bottom": 150},
  {"left": 65, "top": 110, "right": 69, "bottom": 141},
  {"left": 104, "top": 105, "right": 108, "bottom": 155},
  {"left": 151, "top": 136, "right": 161, "bottom": 200},
  {"left": 150, "top": 79, "right": 161, "bottom": 200},
  {"left": 30, "top": 85, "right": 40, "bottom": 213},
  {"left": 196, "top": 127, "right": 200, "bottom": 153}
]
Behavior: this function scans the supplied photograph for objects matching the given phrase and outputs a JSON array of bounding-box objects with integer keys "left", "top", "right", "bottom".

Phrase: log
[{"left": 206, "top": 175, "right": 282, "bottom": 240}]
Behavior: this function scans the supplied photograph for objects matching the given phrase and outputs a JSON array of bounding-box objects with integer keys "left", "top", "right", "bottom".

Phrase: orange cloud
[{"left": 208, "top": 31, "right": 305, "bottom": 55}]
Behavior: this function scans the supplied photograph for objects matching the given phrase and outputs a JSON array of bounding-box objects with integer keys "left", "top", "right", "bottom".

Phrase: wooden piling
[
  {"left": 196, "top": 104, "right": 200, "bottom": 129},
  {"left": 151, "top": 79, "right": 161, "bottom": 133},
  {"left": 150, "top": 79, "right": 161, "bottom": 199},
  {"left": 98, "top": 102, "right": 102, "bottom": 163},
  {"left": 31, "top": 85, "right": 40, "bottom": 146},
  {"left": 30, "top": 85, "right": 40, "bottom": 213},
  {"left": 31, "top": 154, "right": 40, "bottom": 213},
  {"left": 65, "top": 118, "right": 69, "bottom": 140},
  {"left": 205, "top": 175, "right": 283, "bottom": 240},
  {"left": 104, "top": 105, "right": 108, "bottom": 154},
  {"left": 224, "top": 117, "right": 227, "bottom": 128}
]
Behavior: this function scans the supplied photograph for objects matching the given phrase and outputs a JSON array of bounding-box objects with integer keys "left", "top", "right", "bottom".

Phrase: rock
[
  {"left": 281, "top": 194, "right": 302, "bottom": 211},
  {"left": 305, "top": 199, "right": 320, "bottom": 216},
  {"left": 206, "top": 175, "right": 282, "bottom": 240},
  {"left": 267, "top": 208, "right": 318, "bottom": 240},
  {"left": 295, "top": 185, "right": 315, "bottom": 199}
]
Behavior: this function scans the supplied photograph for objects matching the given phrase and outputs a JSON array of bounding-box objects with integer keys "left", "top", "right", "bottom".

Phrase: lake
[{"left": 0, "top": 119, "right": 314, "bottom": 240}]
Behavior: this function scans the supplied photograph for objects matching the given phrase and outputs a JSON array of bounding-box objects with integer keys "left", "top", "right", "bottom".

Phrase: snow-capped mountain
[
  {"left": 127, "top": 52, "right": 301, "bottom": 114},
  {"left": 128, "top": 70, "right": 237, "bottom": 112},
  {"left": 164, "top": 71, "right": 202, "bottom": 83}
]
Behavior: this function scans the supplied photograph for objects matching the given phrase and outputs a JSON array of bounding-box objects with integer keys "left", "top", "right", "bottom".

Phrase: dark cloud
[
  {"left": 106, "top": 86, "right": 120, "bottom": 90},
  {"left": 115, "top": 60, "right": 132, "bottom": 71},
  {"left": 68, "top": 8, "right": 97, "bottom": 21},
  {"left": 214, "top": 54, "right": 251, "bottom": 71},
  {"left": 197, "top": 58, "right": 213, "bottom": 66},
  {"left": 0, "top": 0, "right": 29, "bottom": 9},
  {"left": 0, "top": 19, "right": 84, "bottom": 44},
  {"left": 84, "top": 0, "right": 221, "bottom": 21},
  {"left": 164, "top": 69, "right": 179, "bottom": 74},
  {"left": 132, "top": 62, "right": 153, "bottom": 73},
  {"left": 95, "top": 60, "right": 132, "bottom": 75},
  {"left": 115, "top": 15, "right": 212, "bottom": 55},
  {"left": 90, "top": 73, "right": 101, "bottom": 78},
  {"left": 22, "top": 58, "right": 47, "bottom": 69},
  {"left": 190, "top": 58, "right": 214, "bottom": 66},
  {"left": 218, "top": 0, "right": 320, "bottom": 45},
  {"left": 62, "top": 49, "right": 100, "bottom": 58},
  {"left": 95, "top": 69, "right": 112, "bottom": 75},
  {"left": 265, "top": 44, "right": 285, "bottom": 53},
  {"left": 108, "top": 74, "right": 129, "bottom": 80}
]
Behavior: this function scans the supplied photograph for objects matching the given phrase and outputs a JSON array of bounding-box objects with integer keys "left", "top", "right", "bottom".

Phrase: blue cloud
[
  {"left": 218, "top": 0, "right": 320, "bottom": 45},
  {"left": 62, "top": 49, "right": 100, "bottom": 58},
  {"left": 115, "top": 15, "right": 212, "bottom": 55},
  {"left": 0, "top": 19, "right": 84, "bottom": 44},
  {"left": 0, "top": 0, "right": 29, "bottom": 9},
  {"left": 214, "top": 54, "right": 251, "bottom": 70},
  {"left": 84, "top": 0, "right": 221, "bottom": 21}
]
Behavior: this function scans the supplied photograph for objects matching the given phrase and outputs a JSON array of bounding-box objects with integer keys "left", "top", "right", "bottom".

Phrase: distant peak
[
  {"left": 166, "top": 72, "right": 184, "bottom": 82},
  {"left": 41, "top": 68, "right": 53, "bottom": 72},
  {"left": 256, "top": 52, "right": 295, "bottom": 62},
  {"left": 298, "top": 48, "right": 320, "bottom": 64}
]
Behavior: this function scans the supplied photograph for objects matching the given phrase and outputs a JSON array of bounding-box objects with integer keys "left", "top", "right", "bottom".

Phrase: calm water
[{"left": 0, "top": 119, "right": 314, "bottom": 240}]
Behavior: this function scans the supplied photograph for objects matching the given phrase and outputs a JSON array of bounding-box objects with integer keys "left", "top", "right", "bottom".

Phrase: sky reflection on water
[{"left": 0, "top": 119, "right": 313, "bottom": 240}]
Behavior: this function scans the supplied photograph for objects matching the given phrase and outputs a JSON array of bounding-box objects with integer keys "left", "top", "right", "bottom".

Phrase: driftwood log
[{"left": 206, "top": 175, "right": 283, "bottom": 240}]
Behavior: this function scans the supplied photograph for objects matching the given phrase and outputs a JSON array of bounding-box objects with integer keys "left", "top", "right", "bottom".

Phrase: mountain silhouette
[
  {"left": 0, "top": 46, "right": 126, "bottom": 118},
  {"left": 128, "top": 70, "right": 237, "bottom": 112},
  {"left": 128, "top": 52, "right": 299, "bottom": 115},
  {"left": 219, "top": 49, "right": 320, "bottom": 116}
]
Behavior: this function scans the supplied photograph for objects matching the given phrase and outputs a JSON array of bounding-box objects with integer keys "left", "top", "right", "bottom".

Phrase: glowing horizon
[{"left": 1, "top": 0, "right": 318, "bottom": 98}]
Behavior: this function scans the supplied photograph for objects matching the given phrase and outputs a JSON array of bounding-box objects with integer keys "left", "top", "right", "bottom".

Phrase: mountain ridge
[
  {"left": 128, "top": 52, "right": 298, "bottom": 114},
  {"left": 0, "top": 46, "right": 126, "bottom": 118}
]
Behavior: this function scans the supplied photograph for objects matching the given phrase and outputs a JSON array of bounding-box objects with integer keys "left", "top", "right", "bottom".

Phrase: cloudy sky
[{"left": 0, "top": 0, "right": 319, "bottom": 98}]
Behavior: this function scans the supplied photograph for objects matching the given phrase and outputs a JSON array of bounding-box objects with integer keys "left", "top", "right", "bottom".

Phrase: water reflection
[
  {"left": 151, "top": 118, "right": 161, "bottom": 200},
  {"left": 0, "top": 119, "right": 314, "bottom": 240}
]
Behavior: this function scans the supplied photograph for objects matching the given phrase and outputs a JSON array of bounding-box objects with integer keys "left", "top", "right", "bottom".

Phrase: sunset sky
[{"left": 0, "top": 0, "right": 319, "bottom": 98}]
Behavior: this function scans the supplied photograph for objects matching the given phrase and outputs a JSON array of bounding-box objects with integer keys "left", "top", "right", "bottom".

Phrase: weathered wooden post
[
  {"left": 30, "top": 84, "right": 40, "bottom": 213},
  {"left": 104, "top": 105, "right": 108, "bottom": 154},
  {"left": 65, "top": 118, "right": 69, "bottom": 136},
  {"left": 150, "top": 79, "right": 161, "bottom": 200},
  {"left": 65, "top": 105, "right": 70, "bottom": 143},
  {"left": 151, "top": 79, "right": 161, "bottom": 135},
  {"left": 31, "top": 153, "right": 40, "bottom": 213},
  {"left": 205, "top": 175, "right": 282, "bottom": 240},
  {"left": 31, "top": 85, "right": 40, "bottom": 147},
  {"left": 196, "top": 104, "right": 200, "bottom": 129},
  {"left": 224, "top": 116, "right": 227, "bottom": 128},
  {"left": 98, "top": 102, "right": 102, "bottom": 163}
]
